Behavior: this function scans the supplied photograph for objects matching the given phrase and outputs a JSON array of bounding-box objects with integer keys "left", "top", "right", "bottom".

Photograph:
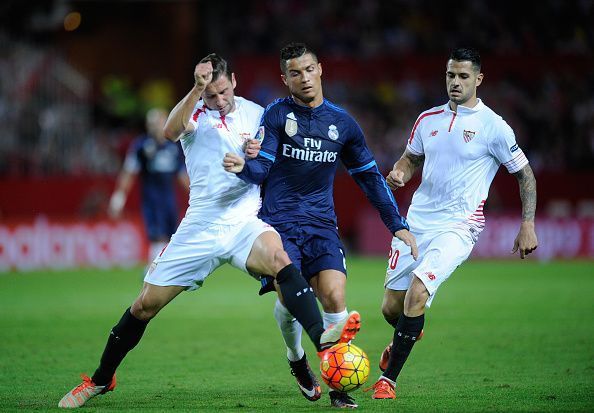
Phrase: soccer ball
[{"left": 320, "top": 342, "right": 370, "bottom": 392}]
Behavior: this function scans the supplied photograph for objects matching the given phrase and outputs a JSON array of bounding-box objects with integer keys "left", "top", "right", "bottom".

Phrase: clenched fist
[{"left": 386, "top": 169, "right": 405, "bottom": 190}]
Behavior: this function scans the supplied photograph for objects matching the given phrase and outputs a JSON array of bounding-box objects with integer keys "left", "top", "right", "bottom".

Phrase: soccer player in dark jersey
[
  {"left": 108, "top": 108, "right": 189, "bottom": 262},
  {"left": 223, "top": 42, "right": 418, "bottom": 409}
]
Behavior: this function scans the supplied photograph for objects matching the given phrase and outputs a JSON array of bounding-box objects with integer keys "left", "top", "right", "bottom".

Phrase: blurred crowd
[
  {"left": 210, "top": 0, "right": 593, "bottom": 57},
  {"left": 0, "top": 0, "right": 593, "bottom": 176}
]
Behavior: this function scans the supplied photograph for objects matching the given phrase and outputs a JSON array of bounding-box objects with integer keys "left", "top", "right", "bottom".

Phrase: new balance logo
[{"left": 430, "top": 130, "right": 439, "bottom": 136}]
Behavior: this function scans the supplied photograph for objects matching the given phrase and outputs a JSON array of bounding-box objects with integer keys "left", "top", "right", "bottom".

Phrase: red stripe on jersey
[
  {"left": 468, "top": 200, "right": 487, "bottom": 225},
  {"left": 220, "top": 115, "right": 229, "bottom": 131},
  {"left": 448, "top": 113, "right": 457, "bottom": 132},
  {"left": 192, "top": 105, "right": 206, "bottom": 122},
  {"left": 408, "top": 109, "right": 445, "bottom": 144}
]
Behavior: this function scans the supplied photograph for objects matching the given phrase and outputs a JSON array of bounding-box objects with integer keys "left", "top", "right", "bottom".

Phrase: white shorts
[
  {"left": 145, "top": 216, "right": 276, "bottom": 291},
  {"left": 385, "top": 230, "right": 474, "bottom": 307}
]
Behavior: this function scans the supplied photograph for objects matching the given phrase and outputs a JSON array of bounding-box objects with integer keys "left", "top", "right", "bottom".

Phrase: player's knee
[
  {"left": 131, "top": 298, "right": 160, "bottom": 321},
  {"left": 381, "top": 303, "right": 401, "bottom": 327},
  {"left": 404, "top": 280, "right": 429, "bottom": 315},
  {"left": 271, "top": 249, "right": 291, "bottom": 273},
  {"left": 318, "top": 289, "right": 345, "bottom": 313}
]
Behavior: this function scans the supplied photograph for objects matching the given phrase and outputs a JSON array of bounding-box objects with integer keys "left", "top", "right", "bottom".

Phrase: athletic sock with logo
[
  {"left": 92, "top": 307, "right": 149, "bottom": 386},
  {"left": 382, "top": 314, "right": 425, "bottom": 382},
  {"left": 275, "top": 264, "right": 325, "bottom": 352}
]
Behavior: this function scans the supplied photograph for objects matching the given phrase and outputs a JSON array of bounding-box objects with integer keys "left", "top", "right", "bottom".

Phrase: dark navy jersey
[
  {"left": 238, "top": 97, "right": 408, "bottom": 234},
  {"left": 124, "top": 135, "right": 185, "bottom": 206}
]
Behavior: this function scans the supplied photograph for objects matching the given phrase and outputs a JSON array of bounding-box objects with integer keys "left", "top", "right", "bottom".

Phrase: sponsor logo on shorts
[{"left": 425, "top": 271, "right": 436, "bottom": 281}]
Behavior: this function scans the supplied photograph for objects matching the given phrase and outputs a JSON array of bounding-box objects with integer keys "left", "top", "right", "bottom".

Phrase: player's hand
[
  {"left": 394, "top": 229, "right": 418, "bottom": 260},
  {"left": 512, "top": 221, "right": 538, "bottom": 259},
  {"left": 223, "top": 152, "right": 246, "bottom": 173},
  {"left": 107, "top": 190, "right": 125, "bottom": 220},
  {"left": 386, "top": 169, "right": 405, "bottom": 190},
  {"left": 244, "top": 139, "right": 261, "bottom": 159},
  {"left": 107, "top": 205, "right": 121, "bottom": 220},
  {"left": 194, "top": 61, "right": 213, "bottom": 90}
]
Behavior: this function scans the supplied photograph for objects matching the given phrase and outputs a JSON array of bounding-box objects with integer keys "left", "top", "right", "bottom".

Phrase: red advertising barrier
[
  {"left": 0, "top": 216, "right": 148, "bottom": 271},
  {"left": 356, "top": 209, "right": 594, "bottom": 260}
]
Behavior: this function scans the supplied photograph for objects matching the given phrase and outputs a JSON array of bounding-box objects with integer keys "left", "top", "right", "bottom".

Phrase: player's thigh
[
  {"left": 145, "top": 218, "right": 225, "bottom": 291},
  {"left": 310, "top": 269, "right": 346, "bottom": 311},
  {"left": 230, "top": 217, "right": 282, "bottom": 276},
  {"left": 412, "top": 231, "right": 473, "bottom": 306}
]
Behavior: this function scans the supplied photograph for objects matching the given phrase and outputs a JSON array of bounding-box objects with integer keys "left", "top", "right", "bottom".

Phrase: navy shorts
[
  {"left": 259, "top": 222, "right": 347, "bottom": 295},
  {"left": 142, "top": 200, "right": 178, "bottom": 241}
]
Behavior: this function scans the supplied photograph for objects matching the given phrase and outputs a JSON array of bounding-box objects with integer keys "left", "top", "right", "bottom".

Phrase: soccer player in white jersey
[
  {"left": 367, "top": 48, "right": 538, "bottom": 400},
  {"left": 58, "top": 54, "right": 361, "bottom": 409}
]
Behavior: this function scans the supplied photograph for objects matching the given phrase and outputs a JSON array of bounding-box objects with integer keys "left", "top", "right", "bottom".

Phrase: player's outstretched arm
[
  {"left": 108, "top": 169, "right": 135, "bottom": 219},
  {"left": 163, "top": 62, "right": 213, "bottom": 141},
  {"left": 511, "top": 164, "right": 538, "bottom": 259},
  {"left": 386, "top": 149, "right": 424, "bottom": 190}
]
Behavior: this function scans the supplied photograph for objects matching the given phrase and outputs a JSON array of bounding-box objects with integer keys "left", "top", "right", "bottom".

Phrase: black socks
[
  {"left": 92, "top": 308, "right": 149, "bottom": 385},
  {"left": 383, "top": 313, "right": 425, "bottom": 382},
  {"left": 275, "top": 264, "right": 325, "bottom": 351}
]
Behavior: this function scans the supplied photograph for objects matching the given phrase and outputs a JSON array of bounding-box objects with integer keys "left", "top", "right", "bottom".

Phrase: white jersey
[
  {"left": 182, "top": 96, "right": 264, "bottom": 224},
  {"left": 406, "top": 99, "right": 528, "bottom": 239}
]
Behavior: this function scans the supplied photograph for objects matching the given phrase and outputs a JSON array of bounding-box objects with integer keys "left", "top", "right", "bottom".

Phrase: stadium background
[
  {"left": 0, "top": 1, "right": 593, "bottom": 411},
  {"left": 1, "top": 1, "right": 593, "bottom": 269}
]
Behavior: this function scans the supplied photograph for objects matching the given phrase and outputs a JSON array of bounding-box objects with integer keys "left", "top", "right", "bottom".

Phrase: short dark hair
[
  {"left": 280, "top": 42, "right": 318, "bottom": 73},
  {"left": 449, "top": 48, "right": 481, "bottom": 72},
  {"left": 200, "top": 53, "right": 232, "bottom": 82}
]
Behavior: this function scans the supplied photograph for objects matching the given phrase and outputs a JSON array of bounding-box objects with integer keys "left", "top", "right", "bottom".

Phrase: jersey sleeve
[
  {"left": 187, "top": 101, "right": 205, "bottom": 130},
  {"left": 341, "top": 119, "right": 409, "bottom": 234},
  {"left": 340, "top": 119, "right": 375, "bottom": 172},
  {"left": 488, "top": 119, "right": 528, "bottom": 173},
  {"left": 406, "top": 114, "right": 425, "bottom": 156},
  {"left": 236, "top": 105, "right": 279, "bottom": 185}
]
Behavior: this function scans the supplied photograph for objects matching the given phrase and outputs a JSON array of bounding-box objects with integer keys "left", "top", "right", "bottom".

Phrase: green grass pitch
[{"left": 1, "top": 258, "right": 593, "bottom": 412}]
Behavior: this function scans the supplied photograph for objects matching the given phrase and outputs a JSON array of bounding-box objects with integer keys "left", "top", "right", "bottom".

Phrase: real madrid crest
[
  {"left": 285, "top": 112, "right": 298, "bottom": 137},
  {"left": 328, "top": 124, "right": 339, "bottom": 140},
  {"left": 256, "top": 126, "right": 265, "bottom": 143}
]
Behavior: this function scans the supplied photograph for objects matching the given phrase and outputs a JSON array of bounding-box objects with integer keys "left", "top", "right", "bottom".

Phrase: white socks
[
  {"left": 379, "top": 375, "right": 396, "bottom": 386},
  {"left": 274, "top": 298, "right": 304, "bottom": 362},
  {"left": 274, "top": 298, "right": 349, "bottom": 361},
  {"left": 322, "top": 309, "right": 348, "bottom": 329}
]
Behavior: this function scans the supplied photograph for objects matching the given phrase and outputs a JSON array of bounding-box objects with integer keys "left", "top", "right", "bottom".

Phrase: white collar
[{"left": 445, "top": 98, "right": 484, "bottom": 114}]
